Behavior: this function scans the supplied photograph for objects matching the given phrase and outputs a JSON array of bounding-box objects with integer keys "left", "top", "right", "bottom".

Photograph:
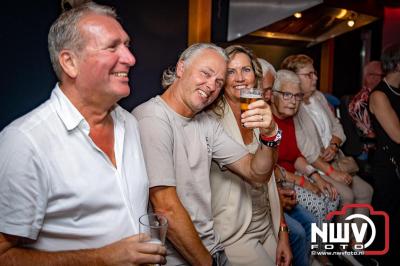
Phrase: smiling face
[
  {"left": 224, "top": 52, "right": 257, "bottom": 103},
  {"left": 175, "top": 48, "right": 227, "bottom": 117},
  {"left": 272, "top": 81, "right": 302, "bottom": 119},
  {"left": 72, "top": 13, "right": 136, "bottom": 105}
]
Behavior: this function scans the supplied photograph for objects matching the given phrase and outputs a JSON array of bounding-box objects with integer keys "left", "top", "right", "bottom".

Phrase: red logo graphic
[{"left": 325, "top": 204, "right": 389, "bottom": 255}]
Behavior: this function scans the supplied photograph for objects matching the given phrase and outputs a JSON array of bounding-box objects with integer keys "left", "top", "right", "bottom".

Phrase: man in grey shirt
[{"left": 133, "top": 43, "right": 280, "bottom": 266}]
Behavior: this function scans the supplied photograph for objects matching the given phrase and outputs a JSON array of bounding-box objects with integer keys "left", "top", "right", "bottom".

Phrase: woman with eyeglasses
[
  {"left": 270, "top": 70, "right": 339, "bottom": 224},
  {"left": 208, "top": 45, "right": 292, "bottom": 266},
  {"left": 281, "top": 54, "right": 373, "bottom": 245},
  {"left": 269, "top": 69, "right": 339, "bottom": 266}
]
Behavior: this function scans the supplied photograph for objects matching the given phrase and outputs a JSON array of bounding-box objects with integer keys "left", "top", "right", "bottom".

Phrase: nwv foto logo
[{"left": 310, "top": 204, "right": 389, "bottom": 255}]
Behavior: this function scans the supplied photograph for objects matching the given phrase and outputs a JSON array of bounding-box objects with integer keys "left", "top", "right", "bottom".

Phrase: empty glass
[{"left": 139, "top": 212, "right": 168, "bottom": 245}]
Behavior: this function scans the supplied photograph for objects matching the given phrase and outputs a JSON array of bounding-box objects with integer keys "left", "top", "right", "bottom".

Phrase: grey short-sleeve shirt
[{"left": 133, "top": 96, "right": 247, "bottom": 265}]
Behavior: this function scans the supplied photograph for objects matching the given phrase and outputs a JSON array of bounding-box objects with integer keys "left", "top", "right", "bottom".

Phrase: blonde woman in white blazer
[{"left": 209, "top": 45, "right": 291, "bottom": 266}]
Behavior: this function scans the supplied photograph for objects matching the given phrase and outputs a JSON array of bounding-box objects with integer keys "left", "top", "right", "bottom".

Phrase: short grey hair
[
  {"left": 161, "top": 43, "right": 228, "bottom": 89},
  {"left": 272, "top": 69, "right": 300, "bottom": 92},
  {"left": 257, "top": 58, "right": 276, "bottom": 77},
  {"left": 48, "top": 2, "right": 117, "bottom": 79}
]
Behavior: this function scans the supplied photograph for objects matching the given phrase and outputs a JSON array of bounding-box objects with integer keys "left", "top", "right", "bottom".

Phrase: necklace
[{"left": 383, "top": 78, "right": 400, "bottom": 96}]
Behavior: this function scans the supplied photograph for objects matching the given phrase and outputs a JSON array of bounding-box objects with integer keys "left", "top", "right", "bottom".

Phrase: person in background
[
  {"left": 133, "top": 43, "right": 281, "bottom": 266},
  {"left": 281, "top": 54, "right": 373, "bottom": 251},
  {"left": 0, "top": 3, "right": 166, "bottom": 265},
  {"left": 270, "top": 69, "right": 339, "bottom": 224},
  {"left": 259, "top": 58, "right": 317, "bottom": 266},
  {"left": 208, "top": 45, "right": 292, "bottom": 266},
  {"left": 257, "top": 58, "right": 275, "bottom": 91},
  {"left": 349, "top": 61, "right": 383, "bottom": 139},
  {"left": 368, "top": 43, "right": 400, "bottom": 264}
]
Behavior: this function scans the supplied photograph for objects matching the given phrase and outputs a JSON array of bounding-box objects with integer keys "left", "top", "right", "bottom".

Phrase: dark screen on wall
[{"left": 0, "top": 0, "right": 188, "bottom": 130}]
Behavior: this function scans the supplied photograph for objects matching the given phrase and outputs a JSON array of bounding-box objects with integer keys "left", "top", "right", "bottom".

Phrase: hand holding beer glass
[{"left": 240, "top": 87, "right": 264, "bottom": 127}]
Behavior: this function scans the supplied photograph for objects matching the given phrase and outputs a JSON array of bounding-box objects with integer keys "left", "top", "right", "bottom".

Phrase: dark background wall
[
  {"left": 0, "top": 0, "right": 188, "bottom": 130},
  {"left": 333, "top": 20, "right": 383, "bottom": 98}
]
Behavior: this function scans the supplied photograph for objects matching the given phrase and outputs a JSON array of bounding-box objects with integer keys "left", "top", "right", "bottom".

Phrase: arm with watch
[
  {"left": 227, "top": 100, "right": 280, "bottom": 184},
  {"left": 321, "top": 135, "right": 342, "bottom": 162},
  {"left": 275, "top": 215, "right": 292, "bottom": 266},
  {"left": 293, "top": 157, "right": 338, "bottom": 200},
  {"left": 276, "top": 164, "right": 321, "bottom": 196},
  {"left": 312, "top": 158, "right": 353, "bottom": 185}
]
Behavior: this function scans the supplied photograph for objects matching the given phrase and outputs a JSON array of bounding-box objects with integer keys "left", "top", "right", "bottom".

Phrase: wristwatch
[
  {"left": 259, "top": 128, "right": 282, "bottom": 148},
  {"left": 279, "top": 225, "right": 289, "bottom": 232},
  {"left": 279, "top": 224, "right": 289, "bottom": 236}
]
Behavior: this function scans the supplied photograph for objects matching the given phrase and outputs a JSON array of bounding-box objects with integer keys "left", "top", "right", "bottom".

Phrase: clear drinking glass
[
  {"left": 240, "top": 87, "right": 263, "bottom": 115},
  {"left": 139, "top": 212, "right": 168, "bottom": 245}
]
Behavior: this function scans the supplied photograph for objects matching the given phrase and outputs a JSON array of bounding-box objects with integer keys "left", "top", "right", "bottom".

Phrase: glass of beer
[{"left": 240, "top": 87, "right": 263, "bottom": 115}]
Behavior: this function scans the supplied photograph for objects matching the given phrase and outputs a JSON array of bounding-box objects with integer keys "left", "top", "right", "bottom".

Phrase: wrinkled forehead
[{"left": 188, "top": 49, "right": 227, "bottom": 72}]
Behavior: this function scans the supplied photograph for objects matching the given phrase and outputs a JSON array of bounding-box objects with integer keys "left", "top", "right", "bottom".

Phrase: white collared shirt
[{"left": 0, "top": 84, "right": 149, "bottom": 251}]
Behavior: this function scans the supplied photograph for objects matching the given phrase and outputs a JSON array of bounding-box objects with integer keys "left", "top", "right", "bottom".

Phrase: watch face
[{"left": 275, "top": 129, "right": 282, "bottom": 142}]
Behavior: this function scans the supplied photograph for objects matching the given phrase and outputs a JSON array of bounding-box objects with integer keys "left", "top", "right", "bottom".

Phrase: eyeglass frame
[
  {"left": 297, "top": 70, "right": 318, "bottom": 79},
  {"left": 273, "top": 90, "right": 304, "bottom": 101}
]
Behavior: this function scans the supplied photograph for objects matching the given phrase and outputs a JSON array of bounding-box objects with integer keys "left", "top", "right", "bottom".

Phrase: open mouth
[
  {"left": 234, "top": 85, "right": 248, "bottom": 90},
  {"left": 198, "top": 90, "right": 210, "bottom": 99},
  {"left": 112, "top": 72, "right": 128, "bottom": 77}
]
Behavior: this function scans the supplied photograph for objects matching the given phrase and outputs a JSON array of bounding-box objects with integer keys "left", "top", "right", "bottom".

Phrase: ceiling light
[
  {"left": 294, "top": 12, "right": 302, "bottom": 19},
  {"left": 336, "top": 9, "right": 348, "bottom": 19},
  {"left": 347, "top": 20, "right": 355, "bottom": 27}
]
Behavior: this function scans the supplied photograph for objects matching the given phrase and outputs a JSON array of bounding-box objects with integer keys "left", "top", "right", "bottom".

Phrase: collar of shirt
[
  {"left": 51, "top": 84, "right": 126, "bottom": 135},
  {"left": 51, "top": 84, "right": 126, "bottom": 172},
  {"left": 52, "top": 84, "right": 87, "bottom": 133}
]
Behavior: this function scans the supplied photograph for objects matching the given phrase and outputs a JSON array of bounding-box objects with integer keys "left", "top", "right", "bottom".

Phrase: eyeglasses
[
  {"left": 298, "top": 70, "right": 317, "bottom": 79},
  {"left": 273, "top": 90, "right": 304, "bottom": 101}
]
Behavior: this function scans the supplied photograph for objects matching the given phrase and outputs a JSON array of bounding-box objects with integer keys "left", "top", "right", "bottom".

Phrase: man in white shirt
[{"left": 0, "top": 2, "right": 165, "bottom": 265}]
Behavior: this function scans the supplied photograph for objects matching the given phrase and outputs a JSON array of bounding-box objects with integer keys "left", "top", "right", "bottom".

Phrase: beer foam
[{"left": 240, "top": 93, "right": 262, "bottom": 99}]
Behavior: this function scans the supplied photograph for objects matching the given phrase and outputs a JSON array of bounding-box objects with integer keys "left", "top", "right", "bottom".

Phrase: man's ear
[
  {"left": 59, "top": 50, "right": 79, "bottom": 79},
  {"left": 176, "top": 60, "right": 185, "bottom": 78}
]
